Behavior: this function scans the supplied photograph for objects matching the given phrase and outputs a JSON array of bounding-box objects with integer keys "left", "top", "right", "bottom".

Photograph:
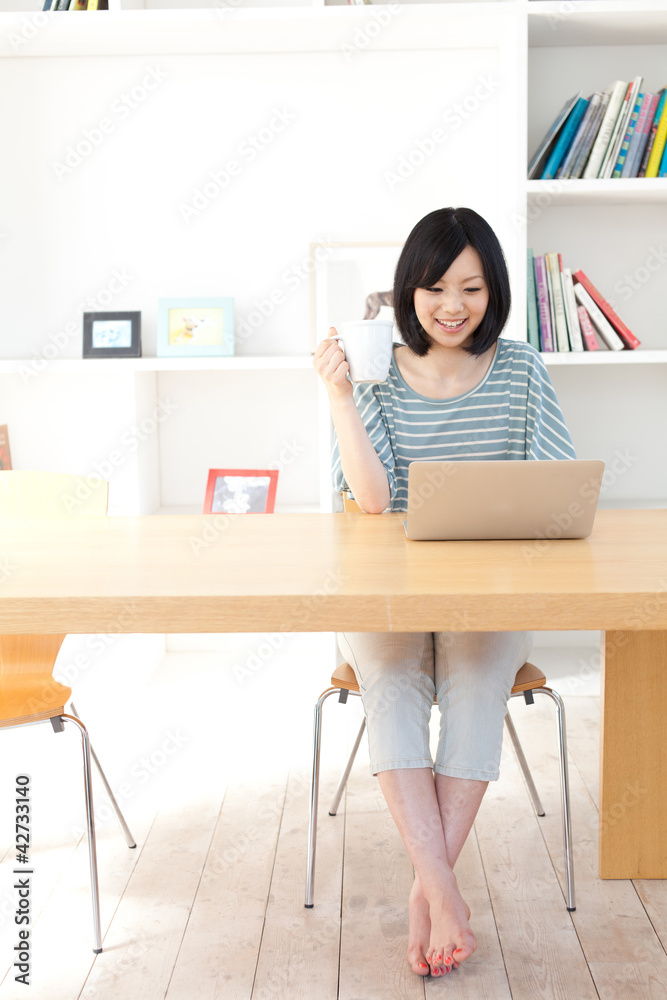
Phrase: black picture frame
[{"left": 83, "top": 311, "right": 142, "bottom": 359}]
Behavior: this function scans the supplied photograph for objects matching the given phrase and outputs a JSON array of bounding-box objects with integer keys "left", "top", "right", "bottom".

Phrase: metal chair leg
[
  {"left": 505, "top": 707, "right": 545, "bottom": 816},
  {"left": 61, "top": 714, "right": 102, "bottom": 953},
  {"left": 535, "top": 687, "right": 576, "bottom": 911},
  {"left": 329, "top": 698, "right": 364, "bottom": 817},
  {"left": 305, "top": 688, "right": 340, "bottom": 908},
  {"left": 69, "top": 701, "right": 136, "bottom": 849}
]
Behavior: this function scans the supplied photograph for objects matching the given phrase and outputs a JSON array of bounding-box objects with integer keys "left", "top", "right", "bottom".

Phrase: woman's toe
[{"left": 407, "top": 946, "right": 430, "bottom": 976}]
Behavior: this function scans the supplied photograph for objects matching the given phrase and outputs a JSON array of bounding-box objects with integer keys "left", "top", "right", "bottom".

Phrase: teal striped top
[{"left": 332, "top": 338, "right": 577, "bottom": 511}]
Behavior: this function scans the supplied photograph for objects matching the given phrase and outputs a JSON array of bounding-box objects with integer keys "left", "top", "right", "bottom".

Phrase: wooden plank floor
[{"left": 1, "top": 637, "right": 666, "bottom": 1000}]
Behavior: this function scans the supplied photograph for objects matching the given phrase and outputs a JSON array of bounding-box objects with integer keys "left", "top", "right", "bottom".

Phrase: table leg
[{"left": 600, "top": 630, "right": 667, "bottom": 878}]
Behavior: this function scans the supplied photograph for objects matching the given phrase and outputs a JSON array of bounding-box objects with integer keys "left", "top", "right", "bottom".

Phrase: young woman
[{"left": 313, "top": 207, "right": 576, "bottom": 979}]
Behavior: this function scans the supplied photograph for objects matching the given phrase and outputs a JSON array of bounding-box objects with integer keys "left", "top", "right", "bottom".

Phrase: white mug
[{"left": 331, "top": 320, "right": 394, "bottom": 384}]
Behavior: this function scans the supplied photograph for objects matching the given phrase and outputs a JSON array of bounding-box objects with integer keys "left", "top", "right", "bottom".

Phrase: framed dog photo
[
  {"left": 83, "top": 311, "right": 141, "bottom": 359},
  {"left": 203, "top": 468, "right": 279, "bottom": 515},
  {"left": 158, "top": 298, "right": 234, "bottom": 358}
]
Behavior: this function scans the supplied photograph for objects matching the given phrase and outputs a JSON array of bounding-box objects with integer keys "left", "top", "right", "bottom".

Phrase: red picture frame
[
  {"left": 203, "top": 468, "right": 279, "bottom": 515},
  {"left": 0, "top": 426, "right": 11, "bottom": 471}
]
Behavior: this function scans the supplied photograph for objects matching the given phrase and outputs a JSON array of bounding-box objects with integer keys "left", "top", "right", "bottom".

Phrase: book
[
  {"left": 561, "top": 267, "right": 584, "bottom": 352},
  {"left": 600, "top": 77, "right": 642, "bottom": 179},
  {"left": 572, "top": 269, "right": 641, "bottom": 349},
  {"left": 526, "top": 250, "right": 541, "bottom": 351},
  {"left": 647, "top": 91, "right": 667, "bottom": 177},
  {"left": 638, "top": 89, "right": 667, "bottom": 177},
  {"left": 70, "top": 0, "right": 87, "bottom": 9},
  {"left": 612, "top": 91, "right": 643, "bottom": 178},
  {"left": 545, "top": 253, "right": 557, "bottom": 348},
  {"left": 583, "top": 80, "right": 628, "bottom": 179},
  {"left": 542, "top": 97, "right": 589, "bottom": 180},
  {"left": 599, "top": 82, "right": 633, "bottom": 178},
  {"left": 545, "top": 252, "right": 570, "bottom": 351},
  {"left": 557, "top": 92, "right": 601, "bottom": 180},
  {"left": 622, "top": 92, "right": 655, "bottom": 178},
  {"left": 660, "top": 138, "right": 667, "bottom": 177},
  {"left": 527, "top": 92, "right": 582, "bottom": 180},
  {"left": 572, "top": 283, "right": 624, "bottom": 351},
  {"left": 577, "top": 306, "right": 601, "bottom": 351},
  {"left": 570, "top": 91, "right": 610, "bottom": 179},
  {"left": 0, "top": 425, "right": 11, "bottom": 471},
  {"left": 533, "top": 255, "right": 554, "bottom": 352}
]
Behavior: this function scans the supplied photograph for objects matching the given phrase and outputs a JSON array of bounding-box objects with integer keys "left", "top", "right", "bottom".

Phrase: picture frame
[
  {"left": 83, "top": 311, "right": 141, "bottom": 359},
  {"left": 158, "top": 298, "right": 234, "bottom": 358},
  {"left": 310, "top": 241, "right": 404, "bottom": 351},
  {"left": 0, "top": 425, "right": 12, "bottom": 470},
  {"left": 203, "top": 468, "right": 279, "bottom": 515}
]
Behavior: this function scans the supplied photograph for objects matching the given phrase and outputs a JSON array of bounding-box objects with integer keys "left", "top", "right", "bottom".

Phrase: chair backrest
[
  {"left": 0, "top": 471, "right": 108, "bottom": 518},
  {"left": 0, "top": 472, "right": 109, "bottom": 681},
  {"left": 342, "top": 491, "right": 364, "bottom": 514}
]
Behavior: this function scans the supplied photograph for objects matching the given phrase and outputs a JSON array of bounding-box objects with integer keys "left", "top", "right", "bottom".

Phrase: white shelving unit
[
  {"left": 0, "top": 3, "right": 512, "bottom": 56},
  {"left": 0, "top": 0, "right": 523, "bottom": 517},
  {"left": 526, "top": 0, "right": 667, "bottom": 505},
  {"left": 0, "top": 0, "right": 665, "bottom": 518},
  {"left": 541, "top": 350, "right": 667, "bottom": 366},
  {"left": 0, "top": 355, "right": 313, "bottom": 374},
  {"left": 526, "top": 178, "right": 667, "bottom": 206}
]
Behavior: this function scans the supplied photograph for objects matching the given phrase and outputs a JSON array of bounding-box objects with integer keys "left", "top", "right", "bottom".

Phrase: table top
[{"left": 0, "top": 509, "right": 666, "bottom": 634}]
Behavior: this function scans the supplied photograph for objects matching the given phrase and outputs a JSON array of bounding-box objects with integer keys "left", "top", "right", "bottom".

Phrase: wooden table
[{"left": 1, "top": 509, "right": 665, "bottom": 879}]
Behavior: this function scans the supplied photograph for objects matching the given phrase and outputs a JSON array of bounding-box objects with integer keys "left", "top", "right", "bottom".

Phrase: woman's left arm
[{"left": 524, "top": 353, "right": 577, "bottom": 460}]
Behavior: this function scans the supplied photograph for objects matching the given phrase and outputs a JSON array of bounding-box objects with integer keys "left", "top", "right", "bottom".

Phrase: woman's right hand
[{"left": 313, "top": 327, "right": 353, "bottom": 399}]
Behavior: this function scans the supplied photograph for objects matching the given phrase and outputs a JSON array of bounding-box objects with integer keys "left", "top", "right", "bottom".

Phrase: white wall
[
  {"left": 0, "top": 47, "right": 504, "bottom": 361},
  {"left": 0, "top": 41, "right": 515, "bottom": 514}
]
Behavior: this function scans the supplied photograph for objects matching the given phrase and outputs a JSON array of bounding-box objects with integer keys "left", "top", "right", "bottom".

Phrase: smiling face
[{"left": 412, "top": 245, "right": 490, "bottom": 351}]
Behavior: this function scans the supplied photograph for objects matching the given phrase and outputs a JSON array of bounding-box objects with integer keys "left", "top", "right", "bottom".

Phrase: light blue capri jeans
[{"left": 337, "top": 629, "right": 534, "bottom": 781}]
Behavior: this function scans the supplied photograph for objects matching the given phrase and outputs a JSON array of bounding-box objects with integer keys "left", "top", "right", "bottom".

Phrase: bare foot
[
  {"left": 423, "top": 871, "right": 476, "bottom": 977},
  {"left": 407, "top": 876, "right": 472, "bottom": 977},
  {"left": 407, "top": 877, "right": 431, "bottom": 976}
]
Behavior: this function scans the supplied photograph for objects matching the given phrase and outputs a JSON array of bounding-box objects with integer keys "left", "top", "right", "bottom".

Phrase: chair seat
[
  {"left": 0, "top": 676, "right": 72, "bottom": 728},
  {"left": 331, "top": 659, "right": 546, "bottom": 697}
]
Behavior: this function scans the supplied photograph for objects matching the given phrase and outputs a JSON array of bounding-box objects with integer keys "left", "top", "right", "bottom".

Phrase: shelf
[
  {"left": 540, "top": 350, "right": 667, "bottom": 365},
  {"left": 5, "top": 349, "right": 666, "bottom": 373},
  {"left": 0, "top": 3, "right": 512, "bottom": 58},
  {"left": 526, "top": 179, "right": 667, "bottom": 207},
  {"left": 154, "top": 503, "right": 321, "bottom": 515},
  {"left": 0, "top": 355, "right": 314, "bottom": 374},
  {"left": 529, "top": 1, "right": 667, "bottom": 47}
]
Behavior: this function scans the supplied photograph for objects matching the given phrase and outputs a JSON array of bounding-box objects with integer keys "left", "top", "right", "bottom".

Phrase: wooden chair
[
  {"left": 304, "top": 493, "right": 575, "bottom": 912},
  {"left": 0, "top": 471, "right": 136, "bottom": 953}
]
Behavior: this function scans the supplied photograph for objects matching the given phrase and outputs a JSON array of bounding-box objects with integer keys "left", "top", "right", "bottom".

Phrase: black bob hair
[{"left": 393, "top": 207, "right": 511, "bottom": 358}]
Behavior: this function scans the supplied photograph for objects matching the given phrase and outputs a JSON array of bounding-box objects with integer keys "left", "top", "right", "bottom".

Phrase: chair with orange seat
[
  {"left": 0, "top": 471, "right": 136, "bottom": 953},
  {"left": 304, "top": 493, "right": 575, "bottom": 912}
]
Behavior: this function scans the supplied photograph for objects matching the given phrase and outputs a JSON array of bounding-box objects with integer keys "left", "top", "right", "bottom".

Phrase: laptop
[{"left": 405, "top": 460, "right": 605, "bottom": 541}]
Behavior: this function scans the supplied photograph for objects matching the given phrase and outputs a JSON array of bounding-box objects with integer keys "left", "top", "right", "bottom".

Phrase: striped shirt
[{"left": 332, "top": 338, "right": 577, "bottom": 511}]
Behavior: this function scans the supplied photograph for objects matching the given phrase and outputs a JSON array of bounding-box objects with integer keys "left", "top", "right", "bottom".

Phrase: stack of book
[
  {"left": 527, "top": 251, "right": 641, "bottom": 352},
  {"left": 43, "top": 0, "right": 108, "bottom": 8},
  {"left": 528, "top": 79, "right": 667, "bottom": 180}
]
